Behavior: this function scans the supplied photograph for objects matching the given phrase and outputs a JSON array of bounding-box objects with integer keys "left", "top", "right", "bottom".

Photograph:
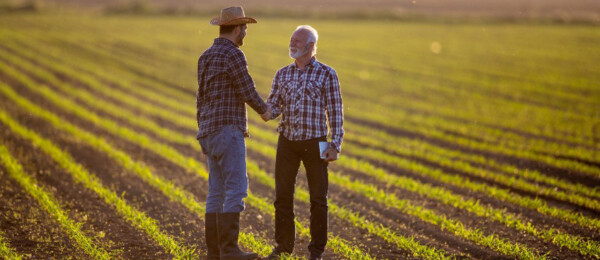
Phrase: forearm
[
  {"left": 266, "top": 75, "right": 282, "bottom": 119},
  {"left": 326, "top": 72, "right": 344, "bottom": 151},
  {"left": 246, "top": 91, "right": 268, "bottom": 114},
  {"left": 268, "top": 102, "right": 282, "bottom": 119},
  {"left": 329, "top": 123, "right": 344, "bottom": 152},
  {"left": 230, "top": 51, "right": 267, "bottom": 114},
  {"left": 326, "top": 101, "right": 344, "bottom": 151}
]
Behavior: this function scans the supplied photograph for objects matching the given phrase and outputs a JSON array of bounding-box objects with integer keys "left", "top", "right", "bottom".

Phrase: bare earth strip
[
  {"left": 0, "top": 160, "right": 88, "bottom": 259},
  {"left": 0, "top": 101, "right": 172, "bottom": 259},
  {"left": 2, "top": 37, "right": 596, "bottom": 258},
  {"left": 0, "top": 41, "right": 544, "bottom": 260}
]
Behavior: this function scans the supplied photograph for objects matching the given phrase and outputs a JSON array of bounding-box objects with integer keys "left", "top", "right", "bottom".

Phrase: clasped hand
[{"left": 260, "top": 105, "right": 272, "bottom": 122}]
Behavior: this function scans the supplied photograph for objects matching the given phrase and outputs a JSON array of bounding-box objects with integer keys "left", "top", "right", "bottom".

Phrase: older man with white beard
[{"left": 261, "top": 25, "right": 344, "bottom": 260}]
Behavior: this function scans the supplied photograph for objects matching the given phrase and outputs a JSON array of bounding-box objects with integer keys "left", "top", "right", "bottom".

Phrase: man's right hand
[{"left": 260, "top": 105, "right": 272, "bottom": 122}]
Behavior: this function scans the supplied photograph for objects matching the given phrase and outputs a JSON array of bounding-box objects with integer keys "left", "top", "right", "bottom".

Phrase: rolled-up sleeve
[{"left": 266, "top": 70, "right": 283, "bottom": 119}]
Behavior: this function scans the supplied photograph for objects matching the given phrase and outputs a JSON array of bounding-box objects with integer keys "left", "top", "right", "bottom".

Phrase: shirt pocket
[
  {"left": 279, "top": 80, "right": 295, "bottom": 103},
  {"left": 305, "top": 81, "right": 324, "bottom": 102}
]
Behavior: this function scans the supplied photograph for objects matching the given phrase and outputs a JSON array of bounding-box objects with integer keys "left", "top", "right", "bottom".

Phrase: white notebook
[{"left": 319, "top": 141, "right": 338, "bottom": 159}]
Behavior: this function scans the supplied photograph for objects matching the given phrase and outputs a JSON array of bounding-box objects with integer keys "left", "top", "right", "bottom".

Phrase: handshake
[{"left": 260, "top": 105, "right": 273, "bottom": 122}]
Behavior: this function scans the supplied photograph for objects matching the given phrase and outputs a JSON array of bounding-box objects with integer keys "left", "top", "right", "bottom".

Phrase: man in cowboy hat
[
  {"left": 262, "top": 25, "right": 344, "bottom": 260},
  {"left": 196, "top": 6, "right": 270, "bottom": 260}
]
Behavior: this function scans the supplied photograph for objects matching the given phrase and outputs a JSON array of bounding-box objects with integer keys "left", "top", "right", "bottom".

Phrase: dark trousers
[{"left": 273, "top": 135, "right": 329, "bottom": 256}]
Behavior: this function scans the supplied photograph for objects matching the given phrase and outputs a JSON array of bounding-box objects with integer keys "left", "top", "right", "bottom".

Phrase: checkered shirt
[
  {"left": 196, "top": 38, "right": 267, "bottom": 139},
  {"left": 267, "top": 57, "right": 345, "bottom": 151}
]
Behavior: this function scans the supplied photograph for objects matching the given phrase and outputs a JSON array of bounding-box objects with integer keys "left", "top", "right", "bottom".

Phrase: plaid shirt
[
  {"left": 267, "top": 57, "right": 344, "bottom": 151},
  {"left": 196, "top": 38, "right": 267, "bottom": 139}
]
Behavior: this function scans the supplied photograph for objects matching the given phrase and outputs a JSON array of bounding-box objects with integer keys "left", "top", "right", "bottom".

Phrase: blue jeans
[{"left": 199, "top": 125, "right": 248, "bottom": 213}]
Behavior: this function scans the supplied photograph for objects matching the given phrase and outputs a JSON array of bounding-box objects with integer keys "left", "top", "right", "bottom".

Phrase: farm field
[{"left": 0, "top": 12, "right": 599, "bottom": 259}]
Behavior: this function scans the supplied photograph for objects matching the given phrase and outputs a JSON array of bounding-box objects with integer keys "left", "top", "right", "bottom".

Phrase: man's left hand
[{"left": 323, "top": 146, "right": 338, "bottom": 162}]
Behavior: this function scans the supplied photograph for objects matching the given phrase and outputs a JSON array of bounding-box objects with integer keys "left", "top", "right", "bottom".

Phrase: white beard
[{"left": 289, "top": 46, "right": 309, "bottom": 59}]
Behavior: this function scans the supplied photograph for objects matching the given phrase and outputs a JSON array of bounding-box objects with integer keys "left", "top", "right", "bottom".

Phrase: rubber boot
[
  {"left": 205, "top": 213, "right": 220, "bottom": 260},
  {"left": 218, "top": 212, "right": 259, "bottom": 260}
]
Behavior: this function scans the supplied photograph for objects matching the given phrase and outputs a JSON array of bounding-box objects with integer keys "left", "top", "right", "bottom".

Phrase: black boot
[
  {"left": 205, "top": 213, "right": 220, "bottom": 260},
  {"left": 218, "top": 212, "right": 259, "bottom": 260}
]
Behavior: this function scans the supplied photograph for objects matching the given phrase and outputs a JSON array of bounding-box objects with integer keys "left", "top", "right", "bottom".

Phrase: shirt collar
[
  {"left": 291, "top": 56, "right": 318, "bottom": 69},
  {"left": 214, "top": 37, "right": 238, "bottom": 48}
]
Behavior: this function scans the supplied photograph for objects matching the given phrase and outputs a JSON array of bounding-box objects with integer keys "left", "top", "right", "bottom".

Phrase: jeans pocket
[
  {"left": 198, "top": 139, "right": 208, "bottom": 154},
  {"left": 209, "top": 126, "right": 233, "bottom": 157}
]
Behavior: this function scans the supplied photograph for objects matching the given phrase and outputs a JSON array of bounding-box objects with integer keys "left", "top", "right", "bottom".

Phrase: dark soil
[
  {"left": 0, "top": 166, "right": 89, "bottom": 259},
  {"left": 1, "top": 33, "right": 599, "bottom": 260},
  {"left": 0, "top": 80, "right": 207, "bottom": 257},
  {"left": 348, "top": 115, "right": 600, "bottom": 188}
]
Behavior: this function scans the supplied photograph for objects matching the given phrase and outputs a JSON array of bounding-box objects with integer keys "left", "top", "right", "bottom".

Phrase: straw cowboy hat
[{"left": 210, "top": 6, "right": 257, "bottom": 26}]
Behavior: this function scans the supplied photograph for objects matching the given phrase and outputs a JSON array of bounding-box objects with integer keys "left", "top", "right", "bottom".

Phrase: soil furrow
[
  {"left": 0, "top": 105, "right": 169, "bottom": 259},
  {"left": 349, "top": 116, "right": 600, "bottom": 187},
  {"left": 0, "top": 79, "right": 208, "bottom": 255},
  {"left": 0, "top": 167, "right": 87, "bottom": 259}
]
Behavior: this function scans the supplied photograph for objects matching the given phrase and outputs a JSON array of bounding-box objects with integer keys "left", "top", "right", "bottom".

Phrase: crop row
[
  {"left": 140, "top": 36, "right": 599, "bottom": 151},
  {"left": 0, "top": 43, "right": 522, "bottom": 259},
  {"left": 0, "top": 70, "right": 298, "bottom": 258},
  {"left": 334, "top": 53, "right": 596, "bottom": 113},
  {"left": 245, "top": 151, "right": 452, "bottom": 260},
  {"left": 2, "top": 13, "right": 596, "bottom": 260},
  {"left": 0, "top": 82, "right": 298, "bottom": 258},
  {"left": 3, "top": 41, "right": 594, "bottom": 239},
  {"left": 247, "top": 124, "right": 600, "bottom": 258},
  {"left": 345, "top": 138, "right": 599, "bottom": 212},
  {"left": 345, "top": 105, "right": 599, "bottom": 178},
  {"left": 62, "top": 39, "right": 600, "bottom": 211},
  {"left": 63, "top": 18, "right": 596, "bottom": 126},
  {"left": 0, "top": 144, "right": 113, "bottom": 259},
  {"left": 69, "top": 26, "right": 599, "bottom": 152},
  {"left": 246, "top": 138, "right": 547, "bottom": 260},
  {"left": 3, "top": 37, "right": 596, "bottom": 211},
  {"left": 8, "top": 27, "right": 597, "bottom": 159},
  {"left": 250, "top": 24, "right": 600, "bottom": 142},
  {"left": 246, "top": 47, "right": 597, "bottom": 153},
  {"left": 39, "top": 67, "right": 538, "bottom": 259},
  {"left": 2, "top": 38, "right": 596, "bottom": 258},
  {"left": 342, "top": 128, "right": 600, "bottom": 230},
  {"left": 3, "top": 32, "right": 596, "bottom": 230},
  {"left": 0, "top": 37, "right": 454, "bottom": 259},
  {"left": 0, "top": 231, "right": 21, "bottom": 260},
  {"left": 0, "top": 47, "right": 550, "bottom": 260},
  {"left": 39, "top": 33, "right": 599, "bottom": 176},
  {"left": 344, "top": 123, "right": 600, "bottom": 201},
  {"left": 0, "top": 85, "right": 199, "bottom": 259},
  {"left": 0, "top": 38, "right": 193, "bottom": 120},
  {"left": 250, "top": 119, "right": 600, "bottom": 232},
  {"left": 0, "top": 62, "right": 373, "bottom": 259},
  {"left": 2, "top": 32, "right": 596, "bottom": 258},
  {"left": 49, "top": 37, "right": 600, "bottom": 256},
  {"left": 0, "top": 55, "right": 277, "bottom": 256},
  {"left": 1, "top": 44, "right": 542, "bottom": 259},
  {"left": 15, "top": 16, "right": 599, "bottom": 151}
]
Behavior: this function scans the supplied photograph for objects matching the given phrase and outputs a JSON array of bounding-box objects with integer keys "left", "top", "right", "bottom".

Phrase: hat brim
[{"left": 210, "top": 17, "right": 257, "bottom": 26}]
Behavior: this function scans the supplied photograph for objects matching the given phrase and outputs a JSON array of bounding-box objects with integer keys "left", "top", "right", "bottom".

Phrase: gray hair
[{"left": 294, "top": 25, "right": 318, "bottom": 56}]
